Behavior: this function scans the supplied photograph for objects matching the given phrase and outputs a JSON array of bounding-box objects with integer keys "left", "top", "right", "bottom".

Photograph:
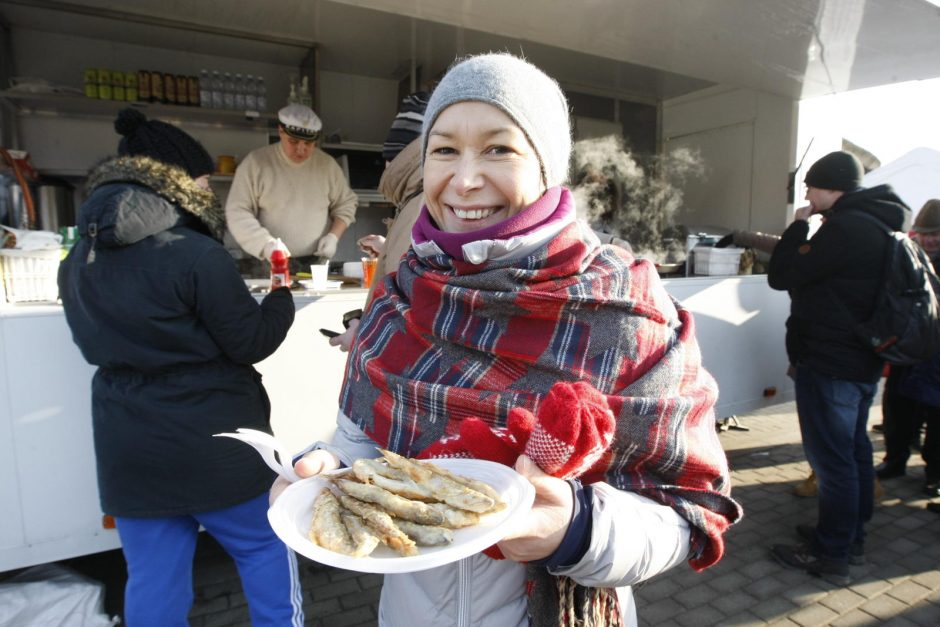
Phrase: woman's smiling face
[{"left": 423, "top": 101, "right": 545, "bottom": 234}]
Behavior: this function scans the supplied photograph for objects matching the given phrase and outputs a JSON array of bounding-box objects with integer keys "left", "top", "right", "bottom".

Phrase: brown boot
[{"left": 793, "top": 470, "right": 817, "bottom": 497}]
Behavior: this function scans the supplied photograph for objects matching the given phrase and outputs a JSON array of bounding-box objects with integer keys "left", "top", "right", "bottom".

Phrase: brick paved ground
[{"left": 61, "top": 397, "right": 940, "bottom": 626}]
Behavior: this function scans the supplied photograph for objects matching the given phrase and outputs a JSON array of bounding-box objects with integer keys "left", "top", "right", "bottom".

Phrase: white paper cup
[
  {"left": 342, "top": 261, "right": 364, "bottom": 278},
  {"left": 309, "top": 263, "right": 329, "bottom": 289}
]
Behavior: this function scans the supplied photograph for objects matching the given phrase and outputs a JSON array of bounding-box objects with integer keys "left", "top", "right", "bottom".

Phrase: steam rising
[{"left": 571, "top": 136, "right": 703, "bottom": 263}]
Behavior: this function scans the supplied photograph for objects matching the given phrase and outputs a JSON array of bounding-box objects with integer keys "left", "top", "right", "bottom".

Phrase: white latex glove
[
  {"left": 262, "top": 239, "right": 291, "bottom": 260},
  {"left": 357, "top": 234, "right": 386, "bottom": 257},
  {"left": 315, "top": 233, "right": 339, "bottom": 259}
]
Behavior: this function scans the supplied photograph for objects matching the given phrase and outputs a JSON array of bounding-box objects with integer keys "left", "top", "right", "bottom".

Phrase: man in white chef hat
[{"left": 226, "top": 103, "right": 358, "bottom": 271}]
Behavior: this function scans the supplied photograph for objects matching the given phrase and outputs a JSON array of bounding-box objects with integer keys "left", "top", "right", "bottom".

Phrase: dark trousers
[
  {"left": 883, "top": 369, "right": 940, "bottom": 479},
  {"left": 795, "top": 366, "right": 877, "bottom": 561}
]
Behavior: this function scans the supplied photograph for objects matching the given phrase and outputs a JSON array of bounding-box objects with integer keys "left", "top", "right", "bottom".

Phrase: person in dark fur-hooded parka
[{"left": 58, "top": 108, "right": 304, "bottom": 626}]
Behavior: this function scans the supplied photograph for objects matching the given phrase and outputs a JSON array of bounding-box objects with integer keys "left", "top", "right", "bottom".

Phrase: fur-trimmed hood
[{"left": 83, "top": 155, "right": 224, "bottom": 244}]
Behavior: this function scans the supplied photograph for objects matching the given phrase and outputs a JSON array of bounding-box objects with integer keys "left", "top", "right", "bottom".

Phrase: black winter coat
[
  {"left": 768, "top": 185, "right": 911, "bottom": 382},
  {"left": 58, "top": 156, "right": 295, "bottom": 517}
]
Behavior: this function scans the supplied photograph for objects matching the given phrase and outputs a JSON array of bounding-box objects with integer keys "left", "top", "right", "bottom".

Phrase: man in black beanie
[{"left": 767, "top": 151, "right": 910, "bottom": 584}]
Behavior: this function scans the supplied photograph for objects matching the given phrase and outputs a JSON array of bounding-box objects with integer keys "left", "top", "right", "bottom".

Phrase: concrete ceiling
[{"left": 3, "top": 0, "right": 939, "bottom": 102}]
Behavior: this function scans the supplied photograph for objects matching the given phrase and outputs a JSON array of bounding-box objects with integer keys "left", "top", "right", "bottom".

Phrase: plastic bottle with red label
[{"left": 270, "top": 239, "right": 290, "bottom": 289}]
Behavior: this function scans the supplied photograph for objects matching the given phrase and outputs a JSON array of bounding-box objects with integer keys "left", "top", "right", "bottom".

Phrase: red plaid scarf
[{"left": 339, "top": 191, "right": 741, "bottom": 571}]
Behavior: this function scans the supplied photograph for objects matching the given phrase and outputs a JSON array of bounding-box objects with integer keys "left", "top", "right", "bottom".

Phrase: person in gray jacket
[{"left": 275, "top": 53, "right": 740, "bottom": 627}]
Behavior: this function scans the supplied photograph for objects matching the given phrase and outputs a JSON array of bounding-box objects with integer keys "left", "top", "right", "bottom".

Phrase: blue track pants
[{"left": 116, "top": 493, "right": 303, "bottom": 626}]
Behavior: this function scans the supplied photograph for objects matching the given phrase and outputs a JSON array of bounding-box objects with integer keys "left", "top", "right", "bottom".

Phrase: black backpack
[{"left": 848, "top": 210, "right": 940, "bottom": 365}]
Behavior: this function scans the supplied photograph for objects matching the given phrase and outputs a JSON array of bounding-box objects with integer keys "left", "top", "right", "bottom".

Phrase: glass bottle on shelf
[
  {"left": 245, "top": 75, "right": 257, "bottom": 111},
  {"left": 176, "top": 75, "right": 189, "bottom": 106},
  {"left": 199, "top": 70, "right": 211, "bottom": 107},
  {"left": 137, "top": 70, "right": 151, "bottom": 102},
  {"left": 222, "top": 72, "right": 235, "bottom": 109},
  {"left": 256, "top": 76, "right": 267, "bottom": 112},
  {"left": 163, "top": 72, "right": 177, "bottom": 105},
  {"left": 287, "top": 82, "right": 298, "bottom": 106},
  {"left": 211, "top": 70, "right": 223, "bottom": 109},
  {"left": 125, "top": 72, "right": 138, "bottom": 102},
  {"left": 234, "top": 73, "right": 245, "bottom": 110},
  {"left": 299, "top": 76, "right": 312, "bottom": 108},
  {"left": 111, "top": 72, "right": 125, "bottom": 102},
  {"left": 187, "top": 75, "right": 200, "bottom": 107},
  {"left": 150, "top": 71, "right": 164, "bottom": 103}
]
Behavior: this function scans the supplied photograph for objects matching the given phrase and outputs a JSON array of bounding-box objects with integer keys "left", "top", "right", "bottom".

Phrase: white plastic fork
[{"left": 214, "top": 428, "right": 302, "bottom": 483}]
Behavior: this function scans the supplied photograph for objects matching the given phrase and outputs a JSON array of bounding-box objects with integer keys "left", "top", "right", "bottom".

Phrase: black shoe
[
  {"left": 927, "top": 502, "right": 940, "bottom": 514},
  {"left": 924, "top": 479, "right": 940, "bottom": 497},
  {"left": 772, "top": 543, "right": 850, "bottom": 585},
  {"left": 875, "top": 462, "right": 906, "bottom": 479},
  {"left": 795, "top": 524, "right": 865, "bottom": 566},
  {"left": 871, "top": 423, "right": 885, "bottom": 433}
]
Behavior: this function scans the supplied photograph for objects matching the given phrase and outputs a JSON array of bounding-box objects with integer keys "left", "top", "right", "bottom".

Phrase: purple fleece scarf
[{"left": 412, "top": 186, "right": 568, "bottom": 261}]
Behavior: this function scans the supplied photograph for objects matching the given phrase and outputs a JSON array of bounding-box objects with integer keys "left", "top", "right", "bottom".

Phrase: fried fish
[
  {"left": 378, "top": 449, "right": 496, "bottom": 513},
  {"left": 392, "top": 518, "right": 455, "bottom": 546},
  {"left": 333, "top": 478, "right": 445, "bottom": 526},
  {"left": 309, "top": 489, "right": 360, "bottom": 556},
  {"left": 339, "top": 494, "right": 418, "bottom": 557}
]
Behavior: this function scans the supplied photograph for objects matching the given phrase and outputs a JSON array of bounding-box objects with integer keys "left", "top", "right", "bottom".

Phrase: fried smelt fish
[
  {"left": 378, "top": 448, "right": 433, "bottom": 481},
  {"left": 379, "top": 449, "right": 495, "bottom": 513},
  {"left": 428, "top": 503, "right": 480, "bottom": 529},
  {"left": 418, "top": 460, "right": 507, "bottom": 513},
  {"left": 352, "top": 458, "right": 436, "bottom": 502},
  {"left": 309, "top": 488, "right": 361, "bottom": 556},
  {"left": 334, "top": 478, "right": 445, "bottom": 526},
  {"left": 339, "top": 511, "right": 380, "bottom": 557},
  {"left": 339, "top": 495, "right": 418, "bottom": 556},
  {"left": 392, "top": 518, "right": 455, "bottom": 547}
]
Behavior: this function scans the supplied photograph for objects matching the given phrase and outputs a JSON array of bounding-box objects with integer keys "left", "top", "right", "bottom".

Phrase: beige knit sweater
[{"left": 225, "top": 143, "right": 358, "bottom": 258}]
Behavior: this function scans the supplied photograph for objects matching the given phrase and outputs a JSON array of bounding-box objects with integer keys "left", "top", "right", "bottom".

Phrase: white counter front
[
  {"left": 1, "top": 275, "right": 792, "bottom": 571},
  {"left": 663, "top": 275, "right": 794, "bottom": 417},
  {"left": 0, "top": 289, "right": 369, "bottom": 572}
]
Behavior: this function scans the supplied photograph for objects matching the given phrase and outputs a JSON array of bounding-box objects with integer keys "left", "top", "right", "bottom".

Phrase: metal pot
[{"left": 35, "top": 178, "right": 75, "bottom": 232}]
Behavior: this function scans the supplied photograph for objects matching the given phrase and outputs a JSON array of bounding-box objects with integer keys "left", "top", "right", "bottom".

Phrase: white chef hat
[{"left": 278, "top": 104, "right": 322, "bottom": 141}]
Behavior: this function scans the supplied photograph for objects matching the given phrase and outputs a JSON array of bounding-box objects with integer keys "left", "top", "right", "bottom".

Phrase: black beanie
[
  {"left": 804, "top": 151, "right": 863, "bottom": 192},
  {"left": 114, "top": 108, "right": 214, "bottom": 178},
  {"left": 382, "top": 91, "right": 430, "bottom": 162}
]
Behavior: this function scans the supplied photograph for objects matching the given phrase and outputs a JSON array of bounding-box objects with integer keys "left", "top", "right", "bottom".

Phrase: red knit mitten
[
  {"left": 415, "top": 433, "right": 474, "bottom": 460},
  {"left": 417, "top": 406, "right": 535, "bottom": 463},
  {"left": 523, "top": 381, "right": 615, "bottom": 479}
]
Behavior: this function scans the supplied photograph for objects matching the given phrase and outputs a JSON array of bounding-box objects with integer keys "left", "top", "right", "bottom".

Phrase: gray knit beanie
[{"left": 421, "top": 53, "right": 571, "bottom": 188}]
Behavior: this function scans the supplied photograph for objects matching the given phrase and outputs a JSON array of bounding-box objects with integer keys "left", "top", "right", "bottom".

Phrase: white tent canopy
[{"left": 863, "top": 147, "right": 940, "bottom": 219}]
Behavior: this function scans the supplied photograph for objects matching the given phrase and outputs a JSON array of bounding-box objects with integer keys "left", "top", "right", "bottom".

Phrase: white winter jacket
[{"left": 313, "top": 414, "right": 692, "bottom": 627}]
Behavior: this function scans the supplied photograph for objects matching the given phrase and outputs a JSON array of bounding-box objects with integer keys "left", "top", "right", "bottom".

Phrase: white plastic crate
[
  {"left": 692, "top": 247, "right": 743, "bottom": 276},
  {"left": 0, "top": 248, "right": 61, "bottom": 303}
]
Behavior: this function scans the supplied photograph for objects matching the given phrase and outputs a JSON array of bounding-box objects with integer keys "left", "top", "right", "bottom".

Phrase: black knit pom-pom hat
[{"left": 114, "top": 108, "right": 214, "bottom": 179}]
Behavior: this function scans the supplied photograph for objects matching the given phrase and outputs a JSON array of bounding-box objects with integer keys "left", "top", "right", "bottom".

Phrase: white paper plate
[
  {"left": 268, "top": 458, "right": 535, "bottom": 574},
  {"left": 298, "top": 279, "right": 343, "bottom": 290}
]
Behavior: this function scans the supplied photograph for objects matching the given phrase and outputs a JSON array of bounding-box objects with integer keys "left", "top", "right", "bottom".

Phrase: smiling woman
[
  {"left": 423, "top": 102, "right": 544, "bottom": 233},
  {"left": 284, "top": 52, "right": 741, "bottom": 627}
]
